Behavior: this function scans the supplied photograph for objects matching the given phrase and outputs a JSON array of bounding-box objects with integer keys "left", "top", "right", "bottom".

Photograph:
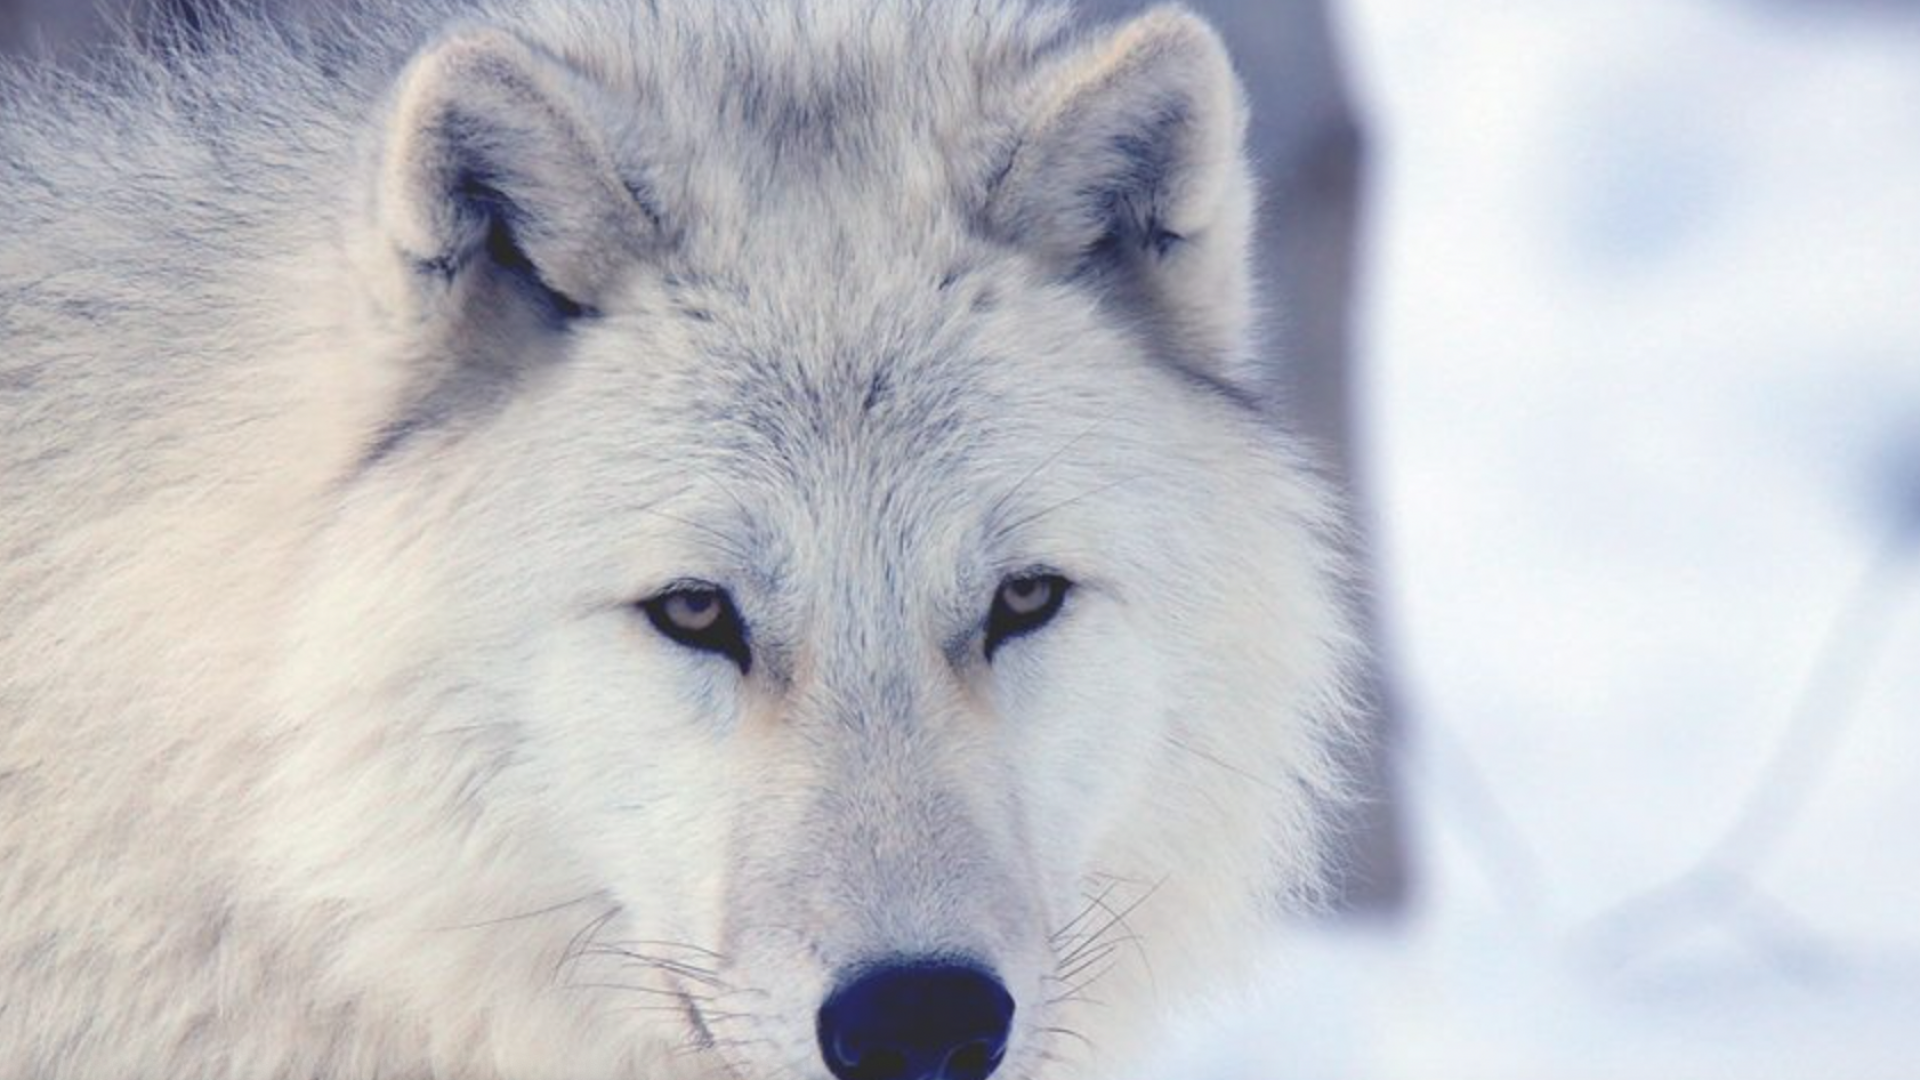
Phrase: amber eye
[
  {"left": 640, "top": 585, "right": 750, "bottom": 673},
  {"left": 984, "top": 573, "right": 1071, "bottom": 659},
  {"left": 662, "top": 591, "right": 722, "bottom": 632}
]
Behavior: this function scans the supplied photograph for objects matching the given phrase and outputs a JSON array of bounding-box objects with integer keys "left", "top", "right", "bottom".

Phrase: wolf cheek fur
[{"left": 0, "top": 2, "right": 1360, "bottom": 1078}]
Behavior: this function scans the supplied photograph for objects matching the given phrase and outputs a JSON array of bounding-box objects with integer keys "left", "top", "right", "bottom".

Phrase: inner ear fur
[
  {"left": 988, "top": 6, "right": 1256, "bottom": 381},
  {"left": 374, "top": 27, "right": 653, "bottom": 317}
]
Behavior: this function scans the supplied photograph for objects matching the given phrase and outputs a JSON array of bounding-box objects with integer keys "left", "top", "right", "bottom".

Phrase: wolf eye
[
  {"left": 984, "top": 573, "right": 1071, "bottom": 659},
  {"left": 640, "top": 585, "right": 751, "bottom": 673}
]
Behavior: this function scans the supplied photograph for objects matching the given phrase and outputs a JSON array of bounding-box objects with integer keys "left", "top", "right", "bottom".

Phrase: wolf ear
[
  {"left": 372, "top": 28, "right": 654, "bottom": 319},
  {"left": 988, "top": 7, "right": 1255, "bottom": 379}
]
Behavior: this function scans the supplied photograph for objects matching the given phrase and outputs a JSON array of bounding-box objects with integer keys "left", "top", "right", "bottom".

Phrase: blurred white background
[{"left": 1168, "top": 1, "right": 1920, "bottom": 1076}]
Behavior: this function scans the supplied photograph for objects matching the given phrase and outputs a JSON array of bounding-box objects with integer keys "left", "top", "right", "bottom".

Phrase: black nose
[{"left": 817, "top": 960, "right": 1014, "bottom": 1080}]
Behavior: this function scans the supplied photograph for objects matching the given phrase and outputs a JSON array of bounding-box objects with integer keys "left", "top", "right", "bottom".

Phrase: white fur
[{"left": 0, "top": 2, "right": 1360, "bottom": 1077}]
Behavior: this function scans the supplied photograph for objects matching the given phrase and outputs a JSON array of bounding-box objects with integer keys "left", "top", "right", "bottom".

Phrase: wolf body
[{"left": 0, "top": 1, "right": 1356, "bottom": 1077}]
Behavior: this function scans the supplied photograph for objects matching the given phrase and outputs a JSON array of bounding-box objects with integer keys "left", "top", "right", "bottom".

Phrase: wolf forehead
[
  {"left": 521, "top": 4, "right": 1069, "bottom": 202},
  {"left": 592, "top": 287, "right": 1109, "bottom": 552}
]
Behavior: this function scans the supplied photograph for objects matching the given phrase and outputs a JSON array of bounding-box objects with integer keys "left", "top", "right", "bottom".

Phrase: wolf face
[
  {"left": 0, "top": 3, "right": 1354, "bottom": 1078},
  {"left": 285, "top": 7, "right": 1357, "bottom": 1078}
]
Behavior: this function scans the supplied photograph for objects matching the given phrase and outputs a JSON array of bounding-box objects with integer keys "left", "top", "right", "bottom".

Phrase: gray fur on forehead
[
  {"left": 491, "top": 0, "right": 1074, "bottom": 127},
  {"left": 480, "top": 0, "right": 1077, "bottom": 218},
  {"left": 662, "top": 279, "right": 1005, "bottom": 490}
]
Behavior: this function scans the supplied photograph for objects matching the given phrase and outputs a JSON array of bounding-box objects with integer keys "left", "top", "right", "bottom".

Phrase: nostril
[
  {"left": 842, "top": 1047, "right": 908, "bottom": 1080},
  {"left": 816, "top": 959, "right": 1014, "bottom": 1080},
  {"left": 942, "top": 1038, "right": 1004, "bottom": 1080}
]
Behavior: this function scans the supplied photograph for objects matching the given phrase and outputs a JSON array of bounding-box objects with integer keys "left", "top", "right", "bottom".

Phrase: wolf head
[{"left": 275, "top": 3, "right": 1356, "bottom": 1077}]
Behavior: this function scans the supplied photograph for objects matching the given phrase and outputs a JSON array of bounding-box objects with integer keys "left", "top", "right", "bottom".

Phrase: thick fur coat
[{"left": 0, "top": 1, "right": 1358, "bottom": 1076}]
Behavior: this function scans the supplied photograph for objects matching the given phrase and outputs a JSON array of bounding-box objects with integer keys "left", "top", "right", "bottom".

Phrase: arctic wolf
[{"left": 0, "top": 1, "right": 1357, "bottom": 1077}]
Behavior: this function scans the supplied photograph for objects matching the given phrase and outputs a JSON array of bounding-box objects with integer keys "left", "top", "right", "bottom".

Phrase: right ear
[
  {"left": 371, "top": 28, "right": 655, "bottom": 319},
  {"left": 984, "top": 7, "right": 1257, "bottom": 384}
]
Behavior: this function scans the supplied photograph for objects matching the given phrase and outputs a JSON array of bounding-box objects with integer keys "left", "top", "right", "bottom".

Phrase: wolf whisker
[
  {"left": 985, "top": 412, "right": 1118, "bottom": 529},
  {"left": 998, "top": 476, "right": 1141, "bottom": 535},
  {"left": 430, "top": 892, "right": 603, "bottom": 931},
  {"left": 551, "top": 904, "right": 624, "bottom": 983},
  {"left": 563, "top": 981, "right": 706, "bottom": 999},
  {"left": 1037, "top": 1025, "right": 1094, "bottom": 1051},
  {"left": 580, "top": 949, "right": 733, "bottom": 990},
  {"left": 1164, "top": 733, "right": 1297, "bottom": 798},
  {"left": 1049, "top": 880, "right": 1123, "bottom": 945},
  {"left": 605, "top": 938, "right": 731, "bottom": 961}
]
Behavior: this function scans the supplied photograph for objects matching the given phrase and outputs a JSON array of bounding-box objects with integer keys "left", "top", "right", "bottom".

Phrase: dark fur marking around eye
[
  {"left": 640, "top": 585, "right": 752, "bottom": 674},
  {"left": 983, "top": 573, "right": 1071, "bottom": 659}
]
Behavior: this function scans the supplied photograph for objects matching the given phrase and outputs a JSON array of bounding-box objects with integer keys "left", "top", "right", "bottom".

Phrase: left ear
[
  {"left": 373, "top": 27, "right": 656, "bottom": 319},
  {"left": 987, "top": 6, "right": 1255, "bottom": 377}
]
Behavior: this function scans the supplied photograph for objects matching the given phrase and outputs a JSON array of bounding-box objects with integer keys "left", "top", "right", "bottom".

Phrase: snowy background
[{"left": 1173, "top": 1, "right": 1920, "bottom": 1077}]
